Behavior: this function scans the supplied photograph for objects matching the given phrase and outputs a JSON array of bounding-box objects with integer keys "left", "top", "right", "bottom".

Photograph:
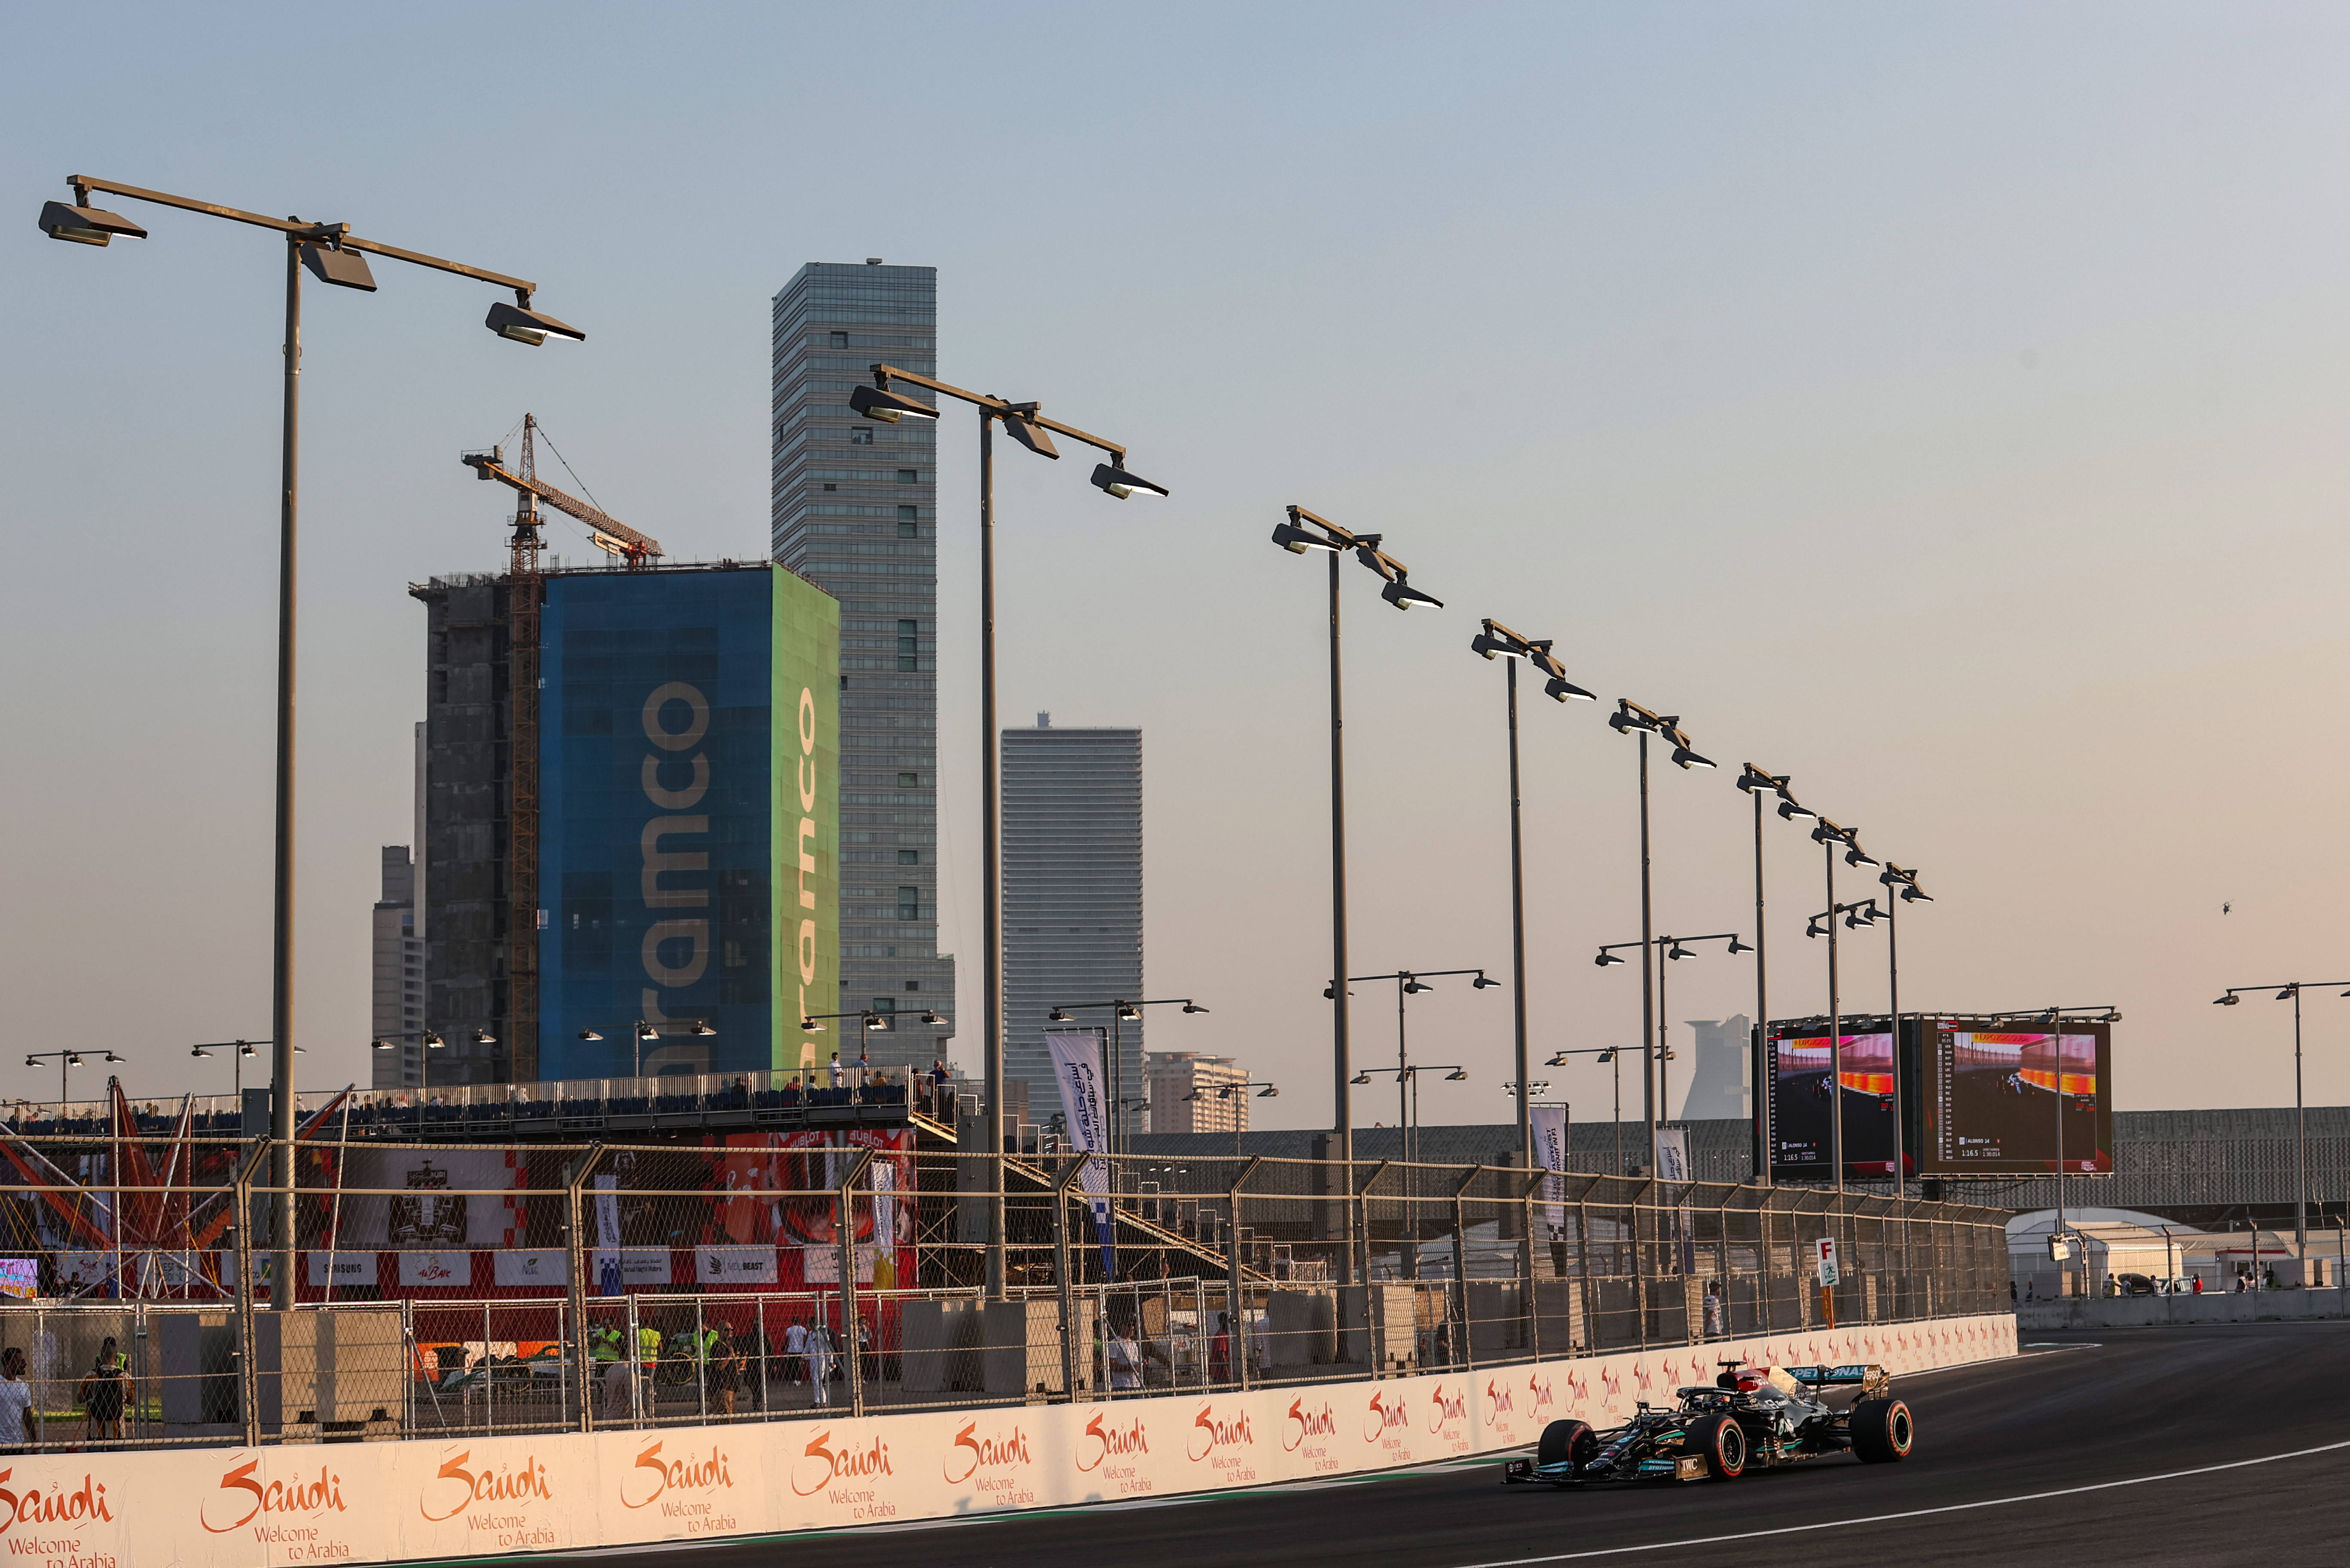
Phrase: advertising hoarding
[
  {"left": 1919, "top": 1019, "right": 2113, "bottom": 1176},
  {"left": 537, "top": 566, "right": 837, "bottom": 1080}
]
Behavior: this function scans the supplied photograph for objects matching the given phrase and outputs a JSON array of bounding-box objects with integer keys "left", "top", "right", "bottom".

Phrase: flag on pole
[
  {"left": 1046, "top": 1031, "right": 1118, "bottom": 1278},
  {"left": 1529, "top": 1104, "right": 1570, "bottom": 1241}
]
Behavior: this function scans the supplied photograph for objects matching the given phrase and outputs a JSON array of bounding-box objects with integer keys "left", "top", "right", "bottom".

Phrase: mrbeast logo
[
  {"left": 792, "top": 1429, "right": 894, "bottom": 1498},
  {"left": 1076, "top": 1413, "right": 1149, "bottom": 1474},
  {"left": 1283, "top": 1399, "right": 1337, "bottom": 1453}
]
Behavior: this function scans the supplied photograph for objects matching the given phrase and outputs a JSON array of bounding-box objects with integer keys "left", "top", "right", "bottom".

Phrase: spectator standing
[
  {"left": 806, "top": 1321, "right": 835, "bottom": 1407},
  {"left": 1703, "top": 1282, "right": 1724, "bottom": 1340},
  {"left": 783, "top": 1318, "right": 808, "bottom": 1389},
  {"left": 0, "top": 1349, "right": 35, "bottom": 1452},
  {"left": 1107, "top": 1321, "right": 1142, "bottom": 1392},
  {"left": 77, "top": 1338, "right": 128, "bottom": 1444}
]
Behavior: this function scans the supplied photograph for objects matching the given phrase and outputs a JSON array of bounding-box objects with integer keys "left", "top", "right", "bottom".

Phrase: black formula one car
[{"left": 1502, "top": 1361, "right": 1913, "bottom": 1486}]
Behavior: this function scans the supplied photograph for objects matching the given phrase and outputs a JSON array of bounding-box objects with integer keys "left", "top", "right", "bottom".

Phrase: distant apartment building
[
  {"left": 371, "top": 846, "right": 424, "bottom": 1089},
  {"left": 1678, "top": 1014, "right": 1754, "bottom": 1121},
  {"left": 1004, "top": 717, "right": 1144, "bottom": 1132},
  {"left": 1148, "top": 1051, "right": 1250, "bottom": 1135},
  {"left": 769, "top": 259, "right": 954, "bottom": 1074}
]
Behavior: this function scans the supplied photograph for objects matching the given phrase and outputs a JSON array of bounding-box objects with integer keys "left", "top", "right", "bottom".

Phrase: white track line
[{"left": 1451, "top": 1438, "right": 2350, "bottom": 1566}]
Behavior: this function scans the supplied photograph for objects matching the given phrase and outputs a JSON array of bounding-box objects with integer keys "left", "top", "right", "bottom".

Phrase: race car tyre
[
  {"left": 1537, "top": 1419, "right": 1598, "bottom": 1473},
  {"left": 1689, "top": 1413, "right": 1746, "bottom": 1479},
  {"left": 1849, "top": 1398, "right": 1914, "bottom": 1463}
]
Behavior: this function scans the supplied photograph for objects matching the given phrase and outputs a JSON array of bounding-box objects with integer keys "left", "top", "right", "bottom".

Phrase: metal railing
[{"left": 0, "top": 1136, "right": 2010, "bottom": 1450}]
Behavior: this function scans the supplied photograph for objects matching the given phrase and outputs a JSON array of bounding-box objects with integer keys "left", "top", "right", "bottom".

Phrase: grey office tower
[
  {"left": 771, "top": 261, "right": 956, "bottom": 1074},
  {"left": 1003, "top": 718, "right": 1144, "bottom": 1138}
]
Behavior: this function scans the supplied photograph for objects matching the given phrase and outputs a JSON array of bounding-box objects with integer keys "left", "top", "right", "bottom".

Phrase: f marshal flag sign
[{"left": 1047, "top": 1031, "right": 1118, "bottom": 1277}]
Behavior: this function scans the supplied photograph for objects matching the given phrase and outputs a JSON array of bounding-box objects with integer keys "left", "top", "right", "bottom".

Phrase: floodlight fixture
[
  {"left": 847, "top": 381, "right": 938, "bottom": 422},
  {"left": 368, "top": 1040, "right": 392, "bottom": 1053},
  {"left": 1181, "top": 1001, "right": 1210, "bottom": 1014},
  {"left": 1402, "top": 978, "right": 1432, "bottom": 995},
  {"left": 1000, "top": 410, "right": 1060, "bottom": 459},
  {"left": 578, "top": 1028, "right": 604, "bottom": 1041},
  {"left": 636, "top": 1022, "right": 659, "bottom": 1042},
  {"left": 1116, "top": 1004, "right": 1142, "bottom": 1021},
  {"left": 2278, "top": 987, "right": 2298, "bottom": 1002},
  {"left": 298, "top": 240, "right": 377, "bottom": 292},
  {"left": 1350, "top": 1071, "right": 1372, "bottom": 1085},
  {"left": 1778, "top": 797, "right": 1817, "bottom": 822},
  {"left": 1048, "top": 1007, "right": 1073, "bottom": 1023},
  {"left": 1670, "top": 745, "right": 1716, "bottom": 771},
  {"left": 1727, "top": 935, "right": 1753, "bottom": 955},
  {"left": 422, "top": 1030, "right": 446, "bottom": 1049},
  {"left": 484, "top": 299, "right": 584, "bottom": 346},
  {"left": 1666, "top": 943, "right": 1693, "bottom": 961},
  {"left": 2213, "top": 993, "right": 2239, "bottom": 1006},
  {"left": 1472, "top": 973, "right": 1500, "bottom": 989},
  {"left": 1443, "top": 1068, "right": 1468, "bottom": 1082},
  {"left": 1257, "top": 1084, "right": 1279, "bottom": 1097},
  {"left": 802, "top": 1016, "right": 827, "bottom": 1032},
  {"left": 1090, "top": 462, "right": 1167, "bottom": 500},
  {"left": 1381, "top": 575, "right": 1442, "bottom": 611},
  {"left": 1595, "top": 950, "right": 1626, "bottom": 966},
  {"left": 36, "top": 198, "right": 146, "bottom": 246},
  {"left": 1271, "top": 520, "right": 1339, "bottom": 553}
]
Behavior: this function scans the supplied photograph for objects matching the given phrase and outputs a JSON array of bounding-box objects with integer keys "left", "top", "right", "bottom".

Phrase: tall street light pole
[
  {"left": 1878, "top": 865, "right": 1932, "bottom": 1197},
  {"left": 1470, "top": 620, "right": 1594, "bottom": 1175},
  {"left": 1048, "top": 998, "right": 1211, "bottom": 1159},
  {"left": 1735, "top": 767, "right": 1813, "bottom": 1184},
  {"left": 1606, "top": 702, "right": 1714, "bottom": 1174},
  {"left": 1338, "top": 967, "right": 1494, "bottom": 1273},
  {"left": 1272, "top": 507, "right": 1442, "bottom": 1286},
  {"left": 1806, "top": 818, "right": 1876, "bottom": 1194},
  {"left": 25, "top": 1050, "right": 123, "bottom": 1107},
  {"left": 849, "top": 368, "right": 1163, "bottom": 1298},
  {"left": 40, "top": 176, "right": 581, "bottom": 1310},
  {"left": 2214, "top": 983, "right": 2346, "bottom": 1259}
]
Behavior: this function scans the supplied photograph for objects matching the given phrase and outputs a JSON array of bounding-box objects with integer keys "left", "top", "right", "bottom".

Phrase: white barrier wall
[{"left": 0, "top": 1313, "right": 2015, "bottom": 1565}]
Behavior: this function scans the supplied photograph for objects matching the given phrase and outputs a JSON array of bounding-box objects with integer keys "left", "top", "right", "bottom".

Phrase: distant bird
[{"left": 2223, "top": 902, "right": 2232, "bottom": 915}]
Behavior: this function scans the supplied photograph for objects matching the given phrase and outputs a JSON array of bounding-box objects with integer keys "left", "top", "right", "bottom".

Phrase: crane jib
[{"left": 462, "top": 454, "right": 663, "bottom": 561}]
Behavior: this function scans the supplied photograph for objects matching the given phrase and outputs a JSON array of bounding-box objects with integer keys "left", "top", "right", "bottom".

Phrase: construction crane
[
  {"left": 455, "top": 415, "right": 663, "bottom": 1080},
  {"left": 461, "top": 416, "right": 663, "bottom": 570}
]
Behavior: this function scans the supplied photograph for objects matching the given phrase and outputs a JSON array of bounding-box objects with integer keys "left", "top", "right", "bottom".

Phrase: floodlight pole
[
  {"left": 50, "top": 175, "right": 556, "bottom": 1312},
  {"left": 2213, "top": 982, "right": 2350, "bottom": 1259},
  {"left": 1750, "top": 785, "right": 1769, "bottom": 1185},
  {"left": 1505, "top": 658, "right": 1531, "bottom": 1176},
  {"left": 1638, "top": 732, "right": 1657, "bottom": 1176},
  {"left": 1825, "top": 838, "right": 1843, "bottom": 1196},
  {"left": 1328, "top": 545, "right": 1356, "bottom": 1285},
  {"left": 853, "top": 365, "right": 1144, "bottom": 1299},
  {"left": 1885, "top": 892, "right": 1903, "bottom": 1198}
]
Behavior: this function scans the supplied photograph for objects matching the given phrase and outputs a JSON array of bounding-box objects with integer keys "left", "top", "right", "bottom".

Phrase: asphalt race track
[{"left": 550, "top": 1323, "right": 2350, "bottom": 1568}]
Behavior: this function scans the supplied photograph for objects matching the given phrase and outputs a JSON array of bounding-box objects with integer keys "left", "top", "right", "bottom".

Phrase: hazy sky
[{"left": 5, "top": 3, "right": 2346, "bottom": 1126}]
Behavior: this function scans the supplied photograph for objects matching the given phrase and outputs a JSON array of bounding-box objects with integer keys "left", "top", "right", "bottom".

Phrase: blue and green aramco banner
[{"left": 537, "top": 566, "right": 837, "bottom": 1081}]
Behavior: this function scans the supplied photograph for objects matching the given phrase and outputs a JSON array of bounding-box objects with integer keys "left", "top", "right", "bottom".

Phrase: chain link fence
[{"left": 0, "top": 1135, "right": 2008, "bottom": 1450}]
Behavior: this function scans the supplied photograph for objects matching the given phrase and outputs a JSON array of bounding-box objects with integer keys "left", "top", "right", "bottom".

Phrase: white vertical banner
[
  {"left": 1655, "top": 1126, "right": 1691, "bottom": 1183},
  {"left": 1046, "top": 1031, "right": 1118, "bottom": 1276},
  {"left": 872, "top": 1159, "right": 895, "bottom": 1258},
  {"left": 1529, "top": 1104, "right": 1570, "bottom": 1239}
]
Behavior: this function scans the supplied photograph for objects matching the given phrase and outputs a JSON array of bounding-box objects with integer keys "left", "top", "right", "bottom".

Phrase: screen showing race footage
[
  {"left": 1919, "top": 1020, "right": 2113, "bottom": 1176},
  {"left": 1768, "top": 1024, "right": 1915, "bottom": 1181}
]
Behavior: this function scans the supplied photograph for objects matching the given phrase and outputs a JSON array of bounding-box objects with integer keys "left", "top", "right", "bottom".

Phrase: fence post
[
  {"left": 563, "top": 1144, "right": 603, "bottom": 1433},
  {"left": 229, "top": 1138, "right": 271, "bottom": 1448},
  {"left": 626, "top": 1292, "right": 642, "bottom": 1428},
  {"left": 1520, "top": 1169, "right": 1546, "bottom": 1364},
  {"left": 1575, "top": 1194, "right": 1595, "bottom": 1353},
  {"left": 402, "top": 1298, "right": 414, "bottom": 1438},
  {"left": 837, "top": 1150, "right": 874, "bottom": 1421},
  {"left": 1228, "top": 1157, "right": 1260, "bottom": 1391},
  {"left": 1445, "top": 1166, "right": 1476, "bottom": 1371},
  {"left": 1051, "top": 1156, "right": 1087, "bottom": 1403}
]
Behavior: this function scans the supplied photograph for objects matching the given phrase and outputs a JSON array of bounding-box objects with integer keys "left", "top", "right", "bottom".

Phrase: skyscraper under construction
[{"left": 770, "top": 261, "right": 957, "bottom": 1074}]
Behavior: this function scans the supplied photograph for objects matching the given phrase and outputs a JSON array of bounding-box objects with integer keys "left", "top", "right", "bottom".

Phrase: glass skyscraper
[{"left": 770, "top": 261, "right": 955, "bottom": 1074}]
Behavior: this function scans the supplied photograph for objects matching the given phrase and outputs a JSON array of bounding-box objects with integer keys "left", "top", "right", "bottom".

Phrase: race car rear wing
[{"left": 1787, "top": 1364, "right": 1891, "bottom": 1396}]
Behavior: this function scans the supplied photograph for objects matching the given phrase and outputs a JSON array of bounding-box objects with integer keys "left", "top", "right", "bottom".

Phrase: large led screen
[
  {"left": 1767, "top": 1022, "right": 1920, "bottom": 1181},
  {"left": 1919, "top": 1020, "right": 2112, "bottom": 1176}
]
